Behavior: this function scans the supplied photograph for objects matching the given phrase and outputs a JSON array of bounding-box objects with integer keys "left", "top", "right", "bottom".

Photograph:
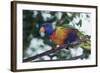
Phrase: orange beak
[{"left": 39, "top": 27, "right": 45, "bottom": 32}]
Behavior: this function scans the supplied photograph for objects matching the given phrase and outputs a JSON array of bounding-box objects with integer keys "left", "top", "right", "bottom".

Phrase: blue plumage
[
  {"left": 64, "top": 31, "right": 77, "bottom": 44},
  {"left": 43, "top": 23, "right": 53, "bottom": 36}
]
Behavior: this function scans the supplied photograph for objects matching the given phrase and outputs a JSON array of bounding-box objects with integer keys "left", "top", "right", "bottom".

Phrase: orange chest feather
[{"left": 50, "top": 28, "right": 73, "bottom": 45}]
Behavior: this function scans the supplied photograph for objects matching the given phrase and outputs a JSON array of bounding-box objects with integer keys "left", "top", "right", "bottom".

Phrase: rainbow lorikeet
[{"left": 40, "top": 23, "right": 78, "bottom": 45}]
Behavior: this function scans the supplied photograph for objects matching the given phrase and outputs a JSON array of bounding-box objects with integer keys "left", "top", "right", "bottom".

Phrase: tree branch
[{"left": 23, "top": 44, "right": 68, "bottom": 62}]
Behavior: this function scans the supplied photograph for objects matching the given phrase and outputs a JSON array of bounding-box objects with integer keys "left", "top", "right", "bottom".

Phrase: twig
[{"left": 23, "top": 44, "right": 68, "bottom": 62}]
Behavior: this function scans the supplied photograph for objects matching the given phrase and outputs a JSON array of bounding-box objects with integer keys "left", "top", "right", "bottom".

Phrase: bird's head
[{"left": 39, "top": 23, "right": 53, "bottom": 37}]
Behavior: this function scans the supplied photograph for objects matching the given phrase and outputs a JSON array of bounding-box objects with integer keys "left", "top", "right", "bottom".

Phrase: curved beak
[
  {"left": 39, "top": 27, "right": 45, "bottom": 37},
  {"left": 39, "top": 26, "right": 45, "bottom": 32}
]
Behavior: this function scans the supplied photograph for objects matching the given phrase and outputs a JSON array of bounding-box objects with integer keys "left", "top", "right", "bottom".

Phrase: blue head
[{"left": 42, "top": 23, "right": 53, "bottom": 36}]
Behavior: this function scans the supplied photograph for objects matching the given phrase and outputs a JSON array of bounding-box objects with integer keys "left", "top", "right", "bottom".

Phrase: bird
[{"left": 39, "top": 23, "right": 78, "bottom": 46}]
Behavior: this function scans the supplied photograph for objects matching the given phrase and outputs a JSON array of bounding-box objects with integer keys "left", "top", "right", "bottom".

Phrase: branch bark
[{"left": 23, "top": 44, "right": 68, "bottom": 62}]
